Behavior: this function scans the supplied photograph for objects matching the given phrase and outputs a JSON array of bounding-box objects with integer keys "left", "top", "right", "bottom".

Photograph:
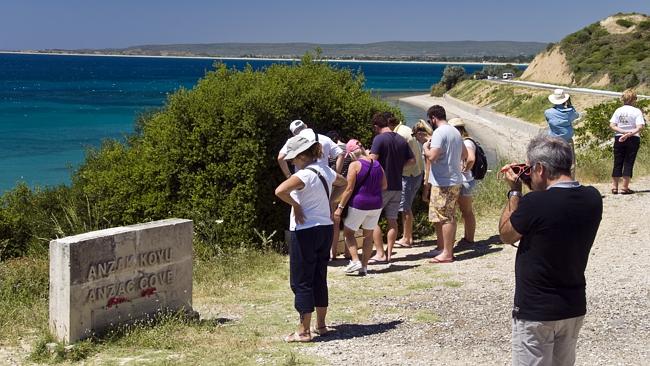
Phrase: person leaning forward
[
  {"left": 275, "top": 133, "right": 347, "bottom": 343},
  {"left": 277, "top": 119, "right": 344, "bottom": 178},
  {"left": 499, "top": 135, "right": 603, "bottom": 366},
  {"left": 368, "top": 111, "right": 415, "bottom": 264}
]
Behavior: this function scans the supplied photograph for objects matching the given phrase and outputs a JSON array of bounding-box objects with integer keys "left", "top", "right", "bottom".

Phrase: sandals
[
  {"left": 611, "top": 188, "right": 618, "bottom": 194},
  {"left": 312, "top": 326, "right": 336, "bottom": 337},
  {"left": 620, "top": 188, "right": 635, "bottom": 195},
  {"left": 284, "top": 331, "right": 311, "bottom": 343}
]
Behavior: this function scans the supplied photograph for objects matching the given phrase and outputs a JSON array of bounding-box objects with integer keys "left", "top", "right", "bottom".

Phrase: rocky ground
[{"left": 301, "top": 178, "right": 650, "bottom": 365}]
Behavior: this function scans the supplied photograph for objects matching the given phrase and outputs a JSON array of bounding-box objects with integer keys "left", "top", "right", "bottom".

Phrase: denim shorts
[
  {"left": 461, "top": 179, "right": 477, "bottom": 197},
  {"left": 400, "top": 174, "right": 423, "bottom": 212}
]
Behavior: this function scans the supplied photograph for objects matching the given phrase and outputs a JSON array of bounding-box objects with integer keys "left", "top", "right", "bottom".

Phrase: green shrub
[
  {"left": 560, "top": 16, "right": 650, "bottom": 91},
  {"left": 574, "top": 99, "right": 650, "bottom": 149},
  {"left": 616, "top": 19, "right": 635, "bottom": 28},
  {"left": 0, "top": 257, "right": 49, "bottom": 341},
  {"left": 639, "top": 20, "right": 650, "bottom": 30},
  {"left": 574, "top": 99, "right": 650, "bottom": 181},
  {"left": 70, "top": 55, "right": 396, "bottom": 253},
  {"left": 430, "top": 82, "right": 447, "bottom": 97},
  {"left": 0, "top": 183, "right": 108, "bottom": 260}
]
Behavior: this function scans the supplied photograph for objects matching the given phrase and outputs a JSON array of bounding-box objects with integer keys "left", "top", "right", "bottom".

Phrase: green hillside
[{"left": 559, "top": 13, "right": 650, "bottom": 91}]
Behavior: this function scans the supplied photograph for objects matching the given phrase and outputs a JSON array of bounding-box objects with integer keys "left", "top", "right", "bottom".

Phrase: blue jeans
[
  {"left": 289, "top": 225, "right": 333, "bottom": 314},
  {"left": 399, "top": 174, "right": 423, "bottom": 212}
]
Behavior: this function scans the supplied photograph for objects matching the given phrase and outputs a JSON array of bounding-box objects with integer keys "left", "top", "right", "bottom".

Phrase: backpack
[{"left": 465, "top": 138, "right": 488, "bottom": 180}]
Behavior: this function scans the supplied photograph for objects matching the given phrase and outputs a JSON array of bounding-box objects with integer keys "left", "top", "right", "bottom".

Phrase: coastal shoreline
[{"left": 0, "top": 51, "right": 529, "bottom": 66}]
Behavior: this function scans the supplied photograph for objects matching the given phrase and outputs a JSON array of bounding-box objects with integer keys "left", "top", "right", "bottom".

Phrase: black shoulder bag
[{"left": 305, "top": 167, "right": 330, "bottom": 212}]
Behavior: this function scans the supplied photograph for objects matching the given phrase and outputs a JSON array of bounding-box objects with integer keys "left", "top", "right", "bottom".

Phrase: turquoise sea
[{"left": 0, "top": 53, "right": 488, "bottom": 192}]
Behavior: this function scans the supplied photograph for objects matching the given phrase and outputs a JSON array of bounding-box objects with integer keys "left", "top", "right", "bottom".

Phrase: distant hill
[
  {"left": 37, "top": 41, "right": 547, "bottom": 62},
  {"left": 522, "top": 13, "right": 650, "bottom": 92}
]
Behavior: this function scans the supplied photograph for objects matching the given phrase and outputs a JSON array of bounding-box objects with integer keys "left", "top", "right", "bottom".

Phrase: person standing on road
[
  {"left": 610, "top": 89, "right": 645, "bottom": 195},
  {"left": 423, "top": 105, "right": 466, "bottom": 264},
  {"left": 275, "top": 134, "right": 347, "bottom": 342},
  {"left": 368, "top": 111, "right": 415, "bottom": 264},
  {"left": 449, "top": 118, "right": 476, "bottom": 245},
  {"left": 390, "top": 118, "right": 425, "bottom": 248},
  {"left": 333, "top": 139, "right": 387, "bottom": 276},
  {"left": 499, "top": 135, "right": 602, "bottom": 365},
  {"left": 544, "top": 89, "right": 580, "bottom": 178}
]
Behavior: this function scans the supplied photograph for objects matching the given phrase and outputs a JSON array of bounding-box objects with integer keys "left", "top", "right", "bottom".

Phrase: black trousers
[
  {"left": 612, "top": 136, "right": 641, "bottom": 178},
  {"left": 289, "top": 225, "right": 332, "bottom": 314}
]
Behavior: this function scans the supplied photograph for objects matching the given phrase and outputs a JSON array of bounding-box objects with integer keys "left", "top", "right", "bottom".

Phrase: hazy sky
[{"left": 1, "top": 0, "right": 649, "bottom": 49}]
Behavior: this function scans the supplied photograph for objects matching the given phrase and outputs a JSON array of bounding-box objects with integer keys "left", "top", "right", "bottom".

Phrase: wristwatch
[
  {"left": 337, "top": 204, "right": 345, "bottom": 210},
  {"left": 507, "top": 190, "right": 522, "bottom": 199}
]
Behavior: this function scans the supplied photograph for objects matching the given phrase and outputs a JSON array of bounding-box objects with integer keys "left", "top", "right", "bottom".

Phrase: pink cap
[{"left": 345, "top": 139, "right": 362, "bottom": 157}]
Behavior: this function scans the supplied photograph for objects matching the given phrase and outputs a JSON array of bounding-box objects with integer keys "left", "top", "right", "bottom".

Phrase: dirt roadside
[{"left": 297, "top": 95, "right": 649, "bottom": 365}]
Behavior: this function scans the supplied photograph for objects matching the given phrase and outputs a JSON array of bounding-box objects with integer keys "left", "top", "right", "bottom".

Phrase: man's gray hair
[{"left": 526, "top": 134, "right": 573, "bottom": 179}]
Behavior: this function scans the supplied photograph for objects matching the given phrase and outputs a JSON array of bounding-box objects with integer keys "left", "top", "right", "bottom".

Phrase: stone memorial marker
[{"left": 49, "top": 218, "right": 193, "bottom": 343}]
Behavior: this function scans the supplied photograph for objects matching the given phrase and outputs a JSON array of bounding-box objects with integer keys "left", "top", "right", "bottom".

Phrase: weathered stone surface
[{"left": 49, "top": 218, "right": 193, "bottom": 343}]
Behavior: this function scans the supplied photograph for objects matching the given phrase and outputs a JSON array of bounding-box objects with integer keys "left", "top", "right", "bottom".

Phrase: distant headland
[{"left": 4, "top": 40, "right": 547, "bottom": 64}]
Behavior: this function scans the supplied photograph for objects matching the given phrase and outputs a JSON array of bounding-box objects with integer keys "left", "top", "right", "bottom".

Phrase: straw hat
[
  {"left": 448, "top": 118, "right": 465, "bottom": 128},
  {"left": 548, "top": 89, "right": 570, "bottom": 105}
]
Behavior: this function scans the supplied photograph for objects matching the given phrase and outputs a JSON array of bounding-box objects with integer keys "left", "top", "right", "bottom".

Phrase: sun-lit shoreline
[{"left": 0, "top": 50, "right": 529, "bottom": 66}]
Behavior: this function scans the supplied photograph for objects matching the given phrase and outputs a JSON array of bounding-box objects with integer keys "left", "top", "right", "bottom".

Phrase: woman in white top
[
  {"left": 275, "top": 134, "right": 347, "bottom": 342},
  {"left": 610, "top": 89, "right": 646, "bottom": 194},
  {"left": 449, "top": 118, "right": 477, "bottom": 244}
]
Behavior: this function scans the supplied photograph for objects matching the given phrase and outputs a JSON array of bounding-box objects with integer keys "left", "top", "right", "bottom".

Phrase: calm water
[{"left": 0, "top": 53, "right": 486, "bottom": 191}]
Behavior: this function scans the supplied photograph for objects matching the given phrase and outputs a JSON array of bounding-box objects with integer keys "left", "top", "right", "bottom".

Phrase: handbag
[{"left": 341, "top": 159, "right": 373, "bottom": 219}]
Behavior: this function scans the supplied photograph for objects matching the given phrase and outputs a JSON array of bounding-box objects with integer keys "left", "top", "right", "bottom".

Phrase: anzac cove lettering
[
  {"left": 49, "top": 219, "right": 194, "bottom": 343},
  {"left": 87, "top": 248, "right": 173, "bottom": 281},
  {"left": 85, "top": 269, "right": 175, "bottom": 303}
]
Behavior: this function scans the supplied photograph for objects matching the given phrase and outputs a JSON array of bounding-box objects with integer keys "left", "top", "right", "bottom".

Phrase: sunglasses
[{"left": 511, "top": 163, "right": 532, "bottom": 184}]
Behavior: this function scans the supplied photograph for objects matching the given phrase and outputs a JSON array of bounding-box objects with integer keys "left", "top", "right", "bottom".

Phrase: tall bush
[
  {"left": 72, "top": 55, "right": 396, "bottom": 253},
  {"left": 574, "top": 99, "right": 649, "bottom": 149}
]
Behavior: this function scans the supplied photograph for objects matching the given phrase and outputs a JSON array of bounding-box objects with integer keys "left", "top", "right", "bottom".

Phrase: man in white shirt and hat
[{"left": 278, "top": 120, "right": 344, "bottom": 178}]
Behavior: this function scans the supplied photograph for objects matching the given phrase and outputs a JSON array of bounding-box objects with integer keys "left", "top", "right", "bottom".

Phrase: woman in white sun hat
[
  {"left": 275, "top": 134, "right": 347, "bottom": 342},
  {"left": 544, "top": 88, "right": 580, "bottom": 178}
]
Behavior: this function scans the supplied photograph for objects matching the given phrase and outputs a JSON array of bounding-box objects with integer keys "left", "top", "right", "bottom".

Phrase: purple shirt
[
  {"left": 370, "top": 132, "right": 413, "bottom": 191},
  {"left": 350, "top": 159, "right": 384, "bottom": 210}
]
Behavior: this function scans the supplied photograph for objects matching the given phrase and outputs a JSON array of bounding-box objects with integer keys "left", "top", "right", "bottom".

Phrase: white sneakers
[{"left": 344, "top": 260, "right": 367, "bottom": 276}]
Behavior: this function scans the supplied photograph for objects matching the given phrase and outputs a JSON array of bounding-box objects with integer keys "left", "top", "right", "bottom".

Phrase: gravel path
[{"left": 301, "top": 179, "right": 650, "bottom": 365}]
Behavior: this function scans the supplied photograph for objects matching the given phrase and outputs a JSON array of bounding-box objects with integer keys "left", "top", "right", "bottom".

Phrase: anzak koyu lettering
[{"left": 86, "top": 248, "right": 173, "bottom": 281}]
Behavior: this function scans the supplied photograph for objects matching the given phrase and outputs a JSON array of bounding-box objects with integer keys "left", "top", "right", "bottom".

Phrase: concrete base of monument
[{"left": 49, "top": 218, "right": 195, "bottom": 343}]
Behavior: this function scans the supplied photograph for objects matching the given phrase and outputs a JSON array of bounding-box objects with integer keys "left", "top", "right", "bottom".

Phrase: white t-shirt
[
  {"left": 462, "top": 139, "right": 475, "bottom": 182},
  {"left": 280, "top": 129, "right": 343, "bottom": 168},
  {"left": 289, "top": 163, "right": 335, "bottom": 231},
  {"left": 610, "top": 105, "right": 645, "bottom": 137}
]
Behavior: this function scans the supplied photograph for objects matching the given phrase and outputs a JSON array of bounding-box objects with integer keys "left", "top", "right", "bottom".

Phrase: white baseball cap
[{"left": 289, "top": 119, "right": 307, "bottom": 135}]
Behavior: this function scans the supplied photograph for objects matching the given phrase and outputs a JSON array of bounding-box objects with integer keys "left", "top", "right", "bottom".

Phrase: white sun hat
[
  {"left": 283, "top": 134, "right": 317, "bottom": 160},
  {"left": 548, "top": 89, "right": 570, "bottom": 105}
]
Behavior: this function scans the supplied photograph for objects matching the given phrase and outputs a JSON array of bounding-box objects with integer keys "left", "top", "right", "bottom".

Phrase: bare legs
[
  {"left": 397, "top": 209, "right": 414, "bottom": 246},
  {"left": 344, "top": 227, "right": 374, "bottom": 269},
  {"left": 433, "top": 221, "right": 456, "bottom": 262},
  {"left": 458, "top": 195, "right": 475, "bottom": 242},
  {"left": 372, "top": 218, "right": 398, "bottom": 262},
  {"left": 612, "top": 176, "right": 631, "bottom": 192}
]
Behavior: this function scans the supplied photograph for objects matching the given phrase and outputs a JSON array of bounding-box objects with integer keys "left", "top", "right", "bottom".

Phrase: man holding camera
[{"left": 499, "top": 135, "right": 602, "bottom": 365}]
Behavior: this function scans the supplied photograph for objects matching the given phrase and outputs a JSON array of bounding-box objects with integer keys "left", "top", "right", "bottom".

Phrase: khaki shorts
[{"left": 428, "top": 185, "right": 461, "bottom": 223}]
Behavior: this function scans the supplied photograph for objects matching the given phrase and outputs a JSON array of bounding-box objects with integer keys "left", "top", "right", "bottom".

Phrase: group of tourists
[
  {"left": 273, "top": 104, "right": 482, "bottom": 342},
  {"left": 273, "top": 88, "right": 644, "bottom": 365}
]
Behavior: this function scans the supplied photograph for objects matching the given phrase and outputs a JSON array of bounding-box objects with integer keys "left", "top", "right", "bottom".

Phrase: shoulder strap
[
  {"left": 305, "top": 167, "right": 329, "bottom": 199},
  {"left": 357, "top": 160, "right": 373, "bottom": 187}
]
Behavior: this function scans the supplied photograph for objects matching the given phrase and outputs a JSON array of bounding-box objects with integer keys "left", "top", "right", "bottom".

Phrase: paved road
[{"left": 491, "top": 79, "right": 650, "bottom": 99}]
